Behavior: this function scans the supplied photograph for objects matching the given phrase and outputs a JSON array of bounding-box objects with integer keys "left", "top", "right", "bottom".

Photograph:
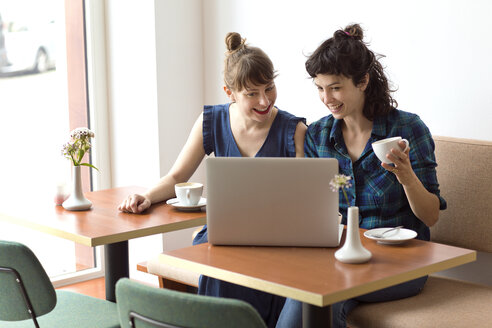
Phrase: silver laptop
[{"left": 206, "top": 157, "right": 341, "bottom": 247}]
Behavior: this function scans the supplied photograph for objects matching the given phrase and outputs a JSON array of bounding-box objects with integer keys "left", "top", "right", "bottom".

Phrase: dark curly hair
[{"left": 305, "top": 24, "right": 397, "bottom": 120}]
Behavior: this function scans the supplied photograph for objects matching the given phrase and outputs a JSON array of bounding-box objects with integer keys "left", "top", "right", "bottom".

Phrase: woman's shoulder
[
  {"left": 276, "top": 107, "right": 306, "bottom": 123},
  {"left": 203, "top": 103, "right": 231, "bottom": 122},
  {"left": 387, "top": 109, "right": 432, "bottom": 141},
  {"left": 307, "top": 115, "right": 335, "bottom": 133},
  {"left": 204, "top": 103, "right": 230, "bottom": 113},
  {"left": 388, "top": 109, "right": 426, "bottom": 126}
]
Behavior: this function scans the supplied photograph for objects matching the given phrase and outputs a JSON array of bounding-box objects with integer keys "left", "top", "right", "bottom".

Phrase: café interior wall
[
  {"left": 104, "top": 0, "right": 169, "bottom": 283},
  {"left": 104, "top": 0, "right": 207, "bottom": 263},
  {"left": 104, "top": 0, "right": 205, "bottom": 189},
  {"left": 153, "top": 0, "right": 206, "bottom": 251},
  {"left": 105, "top": 0, "right": 161, "bottom": 189},
  {"left": 203, "top": 0, "right": 492, "bottom": 142}
]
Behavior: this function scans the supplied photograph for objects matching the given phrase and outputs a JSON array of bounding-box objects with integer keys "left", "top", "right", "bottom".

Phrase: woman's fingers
[{"left": 118, "top": 194, "right": 146, "bottom": 213}]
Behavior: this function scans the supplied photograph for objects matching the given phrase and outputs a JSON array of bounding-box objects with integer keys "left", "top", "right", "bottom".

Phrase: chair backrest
[
  {"left": 431, "top": 136, "right": 492, "bottom": 252},
  {"left": 116, "top": 278, "right": 267, "bottom": 328},
  {"left": 0, "top": 240, "right": 57, "bottom": 322}
]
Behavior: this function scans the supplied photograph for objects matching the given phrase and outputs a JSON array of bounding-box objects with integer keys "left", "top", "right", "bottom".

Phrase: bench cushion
[
  {"left": 147, "top": 256, "right": 200, "bottom": 288},
  {"left": 347, "top": 276, "right": 492, "bottom": 328}
]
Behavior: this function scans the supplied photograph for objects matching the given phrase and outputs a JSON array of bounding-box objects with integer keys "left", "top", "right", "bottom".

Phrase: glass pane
[{"left": 0, "top": 0, "right": 96, "bottom": 278}]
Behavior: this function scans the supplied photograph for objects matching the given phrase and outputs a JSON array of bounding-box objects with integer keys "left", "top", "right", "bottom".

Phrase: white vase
[
  {"left": 335, "top": 206, "right": 372, "bottom": 263},
  {"left": 62, "top": 166, "right": 92, "bottom": 211}
]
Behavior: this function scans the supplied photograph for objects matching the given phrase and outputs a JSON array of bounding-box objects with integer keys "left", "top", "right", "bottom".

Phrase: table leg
[
  {"left": 104, "top": 241, "right": 129, "bottom": 302},
  {"left": 302, "top": 303, "right": 332, "bottom": 328}
]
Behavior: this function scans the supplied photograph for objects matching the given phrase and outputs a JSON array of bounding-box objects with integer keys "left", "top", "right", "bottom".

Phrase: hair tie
[{"left": 344, "top": 31, "right": 352, "bottom": 37}]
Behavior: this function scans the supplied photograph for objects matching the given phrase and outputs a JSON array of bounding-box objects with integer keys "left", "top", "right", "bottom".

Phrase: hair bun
[
  {"left": 225, "top": 32, "right": 245, "bottom": 53},
  {"left": 343, "top": 24, "right": 364, "bottom": 41}
]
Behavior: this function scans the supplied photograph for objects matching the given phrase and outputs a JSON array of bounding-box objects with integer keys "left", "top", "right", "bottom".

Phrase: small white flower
[
  {"left": 330, "top": 174, "right": 352, "bottom": 190},
  {"left": 330, "top": 174, "right": 352, "bottom": 206}
]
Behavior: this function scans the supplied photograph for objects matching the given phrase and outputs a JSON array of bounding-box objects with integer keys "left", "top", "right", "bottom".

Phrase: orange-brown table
[
  {"left": 0, "top": 186, "right": 206, "bottom": 302},
  {"left": 158, "top": 231, "right": 476, "bottom": 327}
]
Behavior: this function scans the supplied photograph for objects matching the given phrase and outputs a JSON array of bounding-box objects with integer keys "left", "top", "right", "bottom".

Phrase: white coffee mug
[
  {"left": 175, "top": 182, "right": 203, "bottom": 206},
  {"left": 372, "top": 137, "right": 409, "bottom": 164}
]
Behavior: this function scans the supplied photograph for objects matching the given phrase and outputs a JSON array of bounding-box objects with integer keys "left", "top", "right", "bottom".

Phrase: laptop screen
[{"left": 206, "top": 157, "right": 340, "bottom": 247}]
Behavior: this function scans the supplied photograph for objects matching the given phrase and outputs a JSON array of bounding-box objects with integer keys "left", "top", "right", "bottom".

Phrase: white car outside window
[{"left": 0, "top": 15, "right": 56, "bottom": 75}]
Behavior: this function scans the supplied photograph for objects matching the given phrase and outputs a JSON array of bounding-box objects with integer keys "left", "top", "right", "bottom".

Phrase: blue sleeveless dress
[{"left": 193, "top": 103, "right": 305, "bottom": 328}]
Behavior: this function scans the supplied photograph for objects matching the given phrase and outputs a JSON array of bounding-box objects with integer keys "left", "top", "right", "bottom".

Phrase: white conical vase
[
  {"left": 335, "top": 206, "right": 372, "bottom": 263},
  {"left": 62, "top": 166, "right": 92, "bottom": 211}
]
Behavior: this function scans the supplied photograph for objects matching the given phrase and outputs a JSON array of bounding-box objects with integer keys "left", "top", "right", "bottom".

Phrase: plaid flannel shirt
[{"left": 305, "top": 109, "right": 447, "bottom": 240}]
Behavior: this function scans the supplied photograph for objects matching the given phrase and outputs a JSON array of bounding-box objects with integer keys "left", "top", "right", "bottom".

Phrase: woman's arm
[
  {"left": 382, "top": 141, "right": 440, "bottom": 226},
  {"left": 118, "top": 113, "right": 206, "bottom": 213},
  {"left": 294, "top": 121, "right": 307, "bottom": 157}
]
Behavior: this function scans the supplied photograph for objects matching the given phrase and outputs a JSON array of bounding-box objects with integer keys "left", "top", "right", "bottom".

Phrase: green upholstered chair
[
  {"left": 0, "top": 240, "right": 120, "bottom": 328},
  {"left": 116, "top": 278, "right": 267, "bottom": 328}
]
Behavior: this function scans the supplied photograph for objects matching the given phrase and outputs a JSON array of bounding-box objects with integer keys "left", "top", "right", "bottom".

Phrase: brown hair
[
  {"left": 305, "top": 24, "right": 397, "bottom": 120},
  {"left": 223, "top": 32, "right": 277, "bottom": 92}
]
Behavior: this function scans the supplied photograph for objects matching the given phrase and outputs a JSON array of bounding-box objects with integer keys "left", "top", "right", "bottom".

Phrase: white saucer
[
  {"left": 166, "top": 197, "right": 206, "bottom": 211},
  {"left": 364, "top": 227, "right": 417, "bottom": 244}
]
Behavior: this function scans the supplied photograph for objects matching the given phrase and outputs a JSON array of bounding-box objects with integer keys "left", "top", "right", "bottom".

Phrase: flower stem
[{"left": 342, "top": 188, "right": 350, "bottom": 207}]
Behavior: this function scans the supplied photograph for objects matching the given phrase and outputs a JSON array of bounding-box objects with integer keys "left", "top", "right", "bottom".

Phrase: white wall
[
  {"left": 105, "top": 0, "right": 160, "bottom": 188},
  {"left": 104, "top": 0, "right": 162, "bottom": 284},
  {"left": 154, "top": 0, "right": 206, "bottom": 252},
  {"left": 202, "top": 0, "right": 492, "bottom": 140},
  {"left": 154, "top": 0, "right": 205, "bottom": 183},
  {"left": 105, "top": 0, "right": 206, "bottom": 186},
  {"left": 104, "top": 0, "right": 206, "bottom": 282}
]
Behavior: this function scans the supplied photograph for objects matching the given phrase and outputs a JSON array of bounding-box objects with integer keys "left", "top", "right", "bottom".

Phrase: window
[{"left": 0, "top": 0, "right": 103, "bottom": 285}]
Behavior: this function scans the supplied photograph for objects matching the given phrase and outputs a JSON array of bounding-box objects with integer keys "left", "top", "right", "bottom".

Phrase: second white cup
[
  {"left": 175, "top": 182, "right": 203, "bottom": 206},
  {"left": 372, "top": 137, "right": 409, "bottom": 164}
]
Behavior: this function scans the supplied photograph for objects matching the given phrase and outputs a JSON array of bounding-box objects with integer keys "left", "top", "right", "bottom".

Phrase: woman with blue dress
[
  {"left": 276, "top": 23, "right": 447, "bottom": 328},
  {"left": 119, "top": 32, "right": 307, "bottom": 327}
]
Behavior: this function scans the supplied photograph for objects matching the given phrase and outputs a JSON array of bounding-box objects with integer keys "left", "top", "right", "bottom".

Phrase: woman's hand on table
[{"left": 118, "top": 194, "right": 151, "bottom": 214}]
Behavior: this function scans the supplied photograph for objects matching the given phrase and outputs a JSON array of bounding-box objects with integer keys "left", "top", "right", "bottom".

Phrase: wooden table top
[
  {"left": 158, "top": 231, "right": 476, "bottom": 307},
  {"left": 0, "top": 186, "right": 206, "bottom": 247}
]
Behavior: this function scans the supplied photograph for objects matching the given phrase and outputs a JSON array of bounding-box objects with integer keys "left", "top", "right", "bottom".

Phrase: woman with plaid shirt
[{"left": 276, "top": 23, "right": 446, "bottom": 328}]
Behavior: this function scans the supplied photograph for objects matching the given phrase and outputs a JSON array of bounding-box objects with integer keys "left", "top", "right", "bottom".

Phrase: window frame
[{"left": 52, "top": 0, "right": 110, "bottom": 287}]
